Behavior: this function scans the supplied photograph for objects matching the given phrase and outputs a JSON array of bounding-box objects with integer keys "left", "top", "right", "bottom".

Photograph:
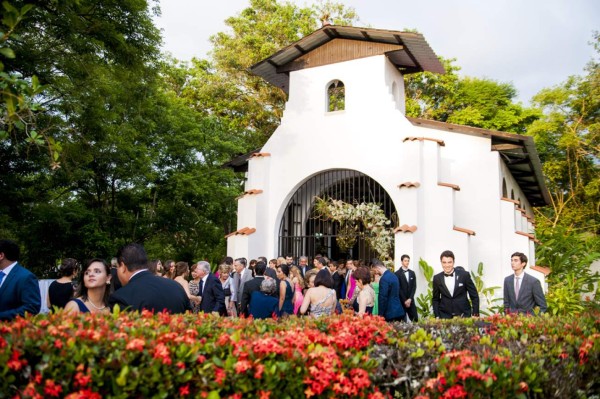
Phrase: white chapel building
[{"left": 226, "top": 25, "right": 550, "bottom": 301}]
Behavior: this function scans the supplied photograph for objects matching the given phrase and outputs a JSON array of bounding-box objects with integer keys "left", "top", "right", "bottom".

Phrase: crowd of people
[{"left": 0, "top": 239, "right": 547, "bottom": 322}]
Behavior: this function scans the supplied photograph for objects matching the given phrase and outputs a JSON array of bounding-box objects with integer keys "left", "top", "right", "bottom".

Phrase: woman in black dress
[{"left": 47, "top": 258, "right": 78, "bottom": 311}]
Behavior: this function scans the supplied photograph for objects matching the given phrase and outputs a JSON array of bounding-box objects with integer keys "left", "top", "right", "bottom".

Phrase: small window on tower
[{"left": 327, "top": 80, "right": 345, "bottom": 112}]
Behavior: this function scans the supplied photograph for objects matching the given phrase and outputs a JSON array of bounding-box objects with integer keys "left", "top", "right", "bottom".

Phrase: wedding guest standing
[
  {"left": 48, "top": 258, "right": 78, "bottom": 310},
  {"left": 300, "top": 269, "right": 337, "bottom": 318},
  {"left": 0, "top": 240, "right": 41, "bottom": 321},
  {"left": 195, "top": 261, "right": 226, "bottom": 315},
  {"left": 371, "top": 259, "right": 404, "bottom": 322},
  {"left": 65, "top": 258, "right": 112, "bottom": 314},
  {"left": 432, "top": 250, "right": 479, "bottom": 319},
  {"left": 395, "top": 254, "right": 418, "bottom": 322},
  {"left": 188, "top": 263, "right": 202, "bottom": 313},
  {"left": 504, "top": 252, "right": 547, "bottom": 314},
  {"left": 276, "top": 264, "right": 294, "bottom": 316},
  {"left": 352, "top": 267, "right": 375, "bottom": 316},
  {"left": 109, "top": 243, "right": 191, "bottom": 313}
]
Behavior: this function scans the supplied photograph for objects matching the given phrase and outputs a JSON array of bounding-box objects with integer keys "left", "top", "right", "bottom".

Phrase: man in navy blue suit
[
  {"left": 395, "top": 254, "right": 419, "bottom": 322},
  {"left": 195, "top": 261, "right": 226, "bottom": 315},
  {"left": 109, "top": 243, "right": 191, "bottom": 314},
  {"left": 371, "top": 258, "right": 405, "bottom": 322},
  {"left": 0, "top": 240, "right": 41, "bottom": 321}
]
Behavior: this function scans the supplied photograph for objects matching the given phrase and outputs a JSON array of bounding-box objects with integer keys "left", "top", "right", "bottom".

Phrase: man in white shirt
[{"left": 503, "top": 252, "right": 547, "bottom": 314}]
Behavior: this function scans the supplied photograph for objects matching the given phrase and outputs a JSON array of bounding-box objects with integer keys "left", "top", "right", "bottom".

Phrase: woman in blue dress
[
  {"left": 65, "top": 258, "right": 112, "bottom": 314},
  {"left": 276, "top": 264, "right": 295, "bottom": 316}
]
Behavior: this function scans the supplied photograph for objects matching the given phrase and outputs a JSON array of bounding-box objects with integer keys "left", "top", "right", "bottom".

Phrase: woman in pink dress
[
  {"left": 290, "top": 266, "right": 305, "bottom": 315},
  {"left": 345, "top": 259, "right": 358, "bottom": 302}
]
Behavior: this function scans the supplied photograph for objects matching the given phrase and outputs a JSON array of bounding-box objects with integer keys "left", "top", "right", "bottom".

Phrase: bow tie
[{"left": 444, "top": 272, "right": 454, "bottom": 277}]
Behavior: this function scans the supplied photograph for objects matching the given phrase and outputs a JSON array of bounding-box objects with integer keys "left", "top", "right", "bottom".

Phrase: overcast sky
[{"left": 154, "top": 0, "right": 599, "bottom": 104}]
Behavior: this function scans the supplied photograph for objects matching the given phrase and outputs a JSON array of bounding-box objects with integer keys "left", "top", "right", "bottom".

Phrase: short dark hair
[
  {"left": 440, "top": 250, "right": 455, "bottom": 261},
  {"left": 401, "top": 254, "right": 410, "bottom": 261},
  {"left": 316, "top": 257, "right": 328, "bottom": 267},
  {"left": 353, "top": 267, "right": 371, "bottom": 284},
  {"left": 175, "top": 261, "right": 189, "bottom": 277},
  {"left": 0, "top": 239, "right": 20, "bottom": 261},
  {"left": 314, "top": 269, "right": 333, "bottom": 288},
  {"left": 370, "top": 258, "right": 384, "bottom": 268},
  {"left": 511, "top": 252, "right": 528, "bottom": 265},
  {"left": 59, "top": 258, "right": 79, "bottom": 277},
  {"left": 117, "top": 243, "right": 148, "bottom": 271},
  {"left": 222, "top": 256, "right": 234, "bottom": 265},
  {"left": 264, "top": 268, "right": 277, "bottom": 280},
  {"left": 254, "top": 261, "right": 267, "bottom": 276},
  {"left": 258, "top": 256, "right": 267, "bottom": 263}
]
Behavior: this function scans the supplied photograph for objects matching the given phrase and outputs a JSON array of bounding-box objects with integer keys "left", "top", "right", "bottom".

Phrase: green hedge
[{"left": 1, "top": 310, "right": 599, "bottom": 398}]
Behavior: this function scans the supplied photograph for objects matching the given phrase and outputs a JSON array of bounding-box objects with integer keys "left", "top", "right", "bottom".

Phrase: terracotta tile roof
[
  {"left": 398, "top": 182, "right": 420, "bottom": 188},
  {"left": 225, "top": 227, "right": 256, "bottom": 239},
  {"left": 453, "top": 226, "right": 475, "bottom": 236},
  {"left": 250, "top": 152, "right": 271, "bottom": 158},
  {"left": 393, "top": 225, "right": 417, "bottom": 233},
  {"left": 403, "top": 137, "right": 445, "bottom": 146},
  {"left": 236, "top": 189, "right": 264, "bottom": 200},
  {"left": 530, "top": 265, "right": 551, "bottom": 276},
  {"left": 438, "top": 182, "right": 460, "bottom": 191},
  {"left": 501, "top": 197, "right": 520, "bottom": 205},
  {"left": 516, "top": 231, "right": 540, "bottom": 244}
]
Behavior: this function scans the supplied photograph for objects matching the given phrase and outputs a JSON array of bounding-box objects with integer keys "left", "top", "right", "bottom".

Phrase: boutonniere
[{"left": 458, "top": 283, "right": 464, "bottom": 287}]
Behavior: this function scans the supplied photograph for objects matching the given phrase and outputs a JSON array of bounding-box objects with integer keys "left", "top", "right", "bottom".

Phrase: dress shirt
[
  {"left": 444, "top": 273, "right": 455, "bottom": 296},
  {"left": 0, "top": 262, "right": 17, "bottom": 289}
]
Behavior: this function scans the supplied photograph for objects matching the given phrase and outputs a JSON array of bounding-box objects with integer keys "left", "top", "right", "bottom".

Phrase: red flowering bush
[
  {"left": 0, "top": 311, "right": 389, "bottom": 398},
  {"left": 1, "top": 310, "right": 599, "bottom": 398}
]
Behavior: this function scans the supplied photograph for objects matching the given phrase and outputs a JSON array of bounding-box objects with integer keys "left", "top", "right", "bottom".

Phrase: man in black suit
[
  {"left": 0, "top": 240, "right": 41, "bottom": 321},
  {"left": 109, "top": 243, "right": 191, "bottom": 314},
  {"left": 432, "top": 250, "right": 479, "bottom": 319},
  {"left": 395, "top": 254, "right": 418, "bottom": 322},
  {"left": 195, "top": 261, "right": 226, "bottom": 315},
  {"left": 240, "top": 261, "right": 267, "bottom": 317}
]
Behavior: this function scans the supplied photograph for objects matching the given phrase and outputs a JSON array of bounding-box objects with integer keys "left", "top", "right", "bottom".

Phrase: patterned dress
[{"left": 189, "top": 280, "right": 201, "bottom": 313}]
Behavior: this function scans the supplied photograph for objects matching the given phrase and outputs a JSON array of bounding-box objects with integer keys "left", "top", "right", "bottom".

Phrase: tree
[
  {"left": 527, "top": 32, "right": 600, "bottom": 234},
  {"left": 405, "top": 57, "right": 540, "bottom": 134}
]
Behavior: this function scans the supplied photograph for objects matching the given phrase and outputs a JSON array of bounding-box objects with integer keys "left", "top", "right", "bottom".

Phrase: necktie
[
  {"left": 0, "top": 270, "right": 5, "bottom": 287},
  {"left": 515, "top": 277, "right": 520, "bottom": 300},
  {"left": 199, "top": 279, "right": 204, "bottom": 296}
]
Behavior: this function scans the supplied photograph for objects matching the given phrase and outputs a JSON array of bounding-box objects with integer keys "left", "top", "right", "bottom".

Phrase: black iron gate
[{"left": 278, "top": 169, "right": 396, "bottom": 261}]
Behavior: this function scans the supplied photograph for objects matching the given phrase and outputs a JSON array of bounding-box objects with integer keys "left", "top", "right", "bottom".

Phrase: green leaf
[{"left": 0, "top": 47, "right": 15, "bottom": 58}]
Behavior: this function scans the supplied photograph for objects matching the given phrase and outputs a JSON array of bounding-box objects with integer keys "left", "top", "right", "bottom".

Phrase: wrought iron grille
[{"left": 278, "top": 169, "right": 396, "bottom": 261}]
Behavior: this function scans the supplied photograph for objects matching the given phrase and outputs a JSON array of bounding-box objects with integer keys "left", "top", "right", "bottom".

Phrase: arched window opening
[
  {"left": 279, "top": 169, "right": 396, "bottom": 260},
  {"left": 327, "top": 80, "right": 345, "bottom": 112},
  {"left": 502, "top": 178, "right": 507, "bottom": 197}
]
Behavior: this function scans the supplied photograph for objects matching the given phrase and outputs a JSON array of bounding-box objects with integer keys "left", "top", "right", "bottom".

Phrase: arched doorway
[{"left": 278, "top": 169, "right": 397, "bottom": 261}]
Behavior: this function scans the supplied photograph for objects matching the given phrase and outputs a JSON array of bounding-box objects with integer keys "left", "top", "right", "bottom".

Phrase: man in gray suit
[
  {"left": 231, "top": 258, "right": 253, "bottom": 316},
  {"left": 503, "top": 252, "right": 547, "bottom": 315}
]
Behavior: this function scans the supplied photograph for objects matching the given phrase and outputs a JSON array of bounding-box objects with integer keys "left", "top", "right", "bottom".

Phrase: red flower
[
  {"left": 179, "top": 384, "right": 190, "bottom": 396},
  {"left": 234, "top": 360, "right": 252, "bottom": 373},
  {"left": 126, "top": 338, "right": 145, "bottom": 351},
  {"left": 518, "top": 381, "right": 529, "bottom": 393},
  {"left": 65, "top": 389, "right": 102, "bottom": 399},
  {"left": 152, "top": 343, "right": 172, "bottom": 365},
  {"left": 54, "top": 339, "right": 63, "bottom": 349},
  {"left": 44, "top": 379, "right": 63, "bottom": 397},
  {"left": 254, "top": 364, "right": 265, "bottom": 379},
  {"left": 258, "top": 390, "right": 271, "bottom": 399},
  {"left": 7, "top": 350, "right": 26, "bottom": 371},
  {"left": 176, "top": 361, "right": 186, "bottom": 370},
  {"left": 442, "top": 384, "right": 467, "bottom": 399},
  {"left": 215, "top": 367, "right": 226, "bottom": 385},
  {"left": 74, "top": 371, "right": 92, "bottom": 388},
  {"left": 196, "top": 355, "right": 207, "bottom": 364}
]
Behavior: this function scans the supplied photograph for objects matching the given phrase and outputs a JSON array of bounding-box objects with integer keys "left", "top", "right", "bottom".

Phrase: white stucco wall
[{"left": 228, "top": 54, "right": 543, "bottom": 311}]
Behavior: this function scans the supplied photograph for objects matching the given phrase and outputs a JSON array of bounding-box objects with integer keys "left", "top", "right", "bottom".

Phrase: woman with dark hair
[
  {"left": 300, "top": 269, "right": 337, "bottom": 318},
  {"left": 352, "top": 267, "right": 375, "bottom": 315},
  {"left": 64, "top": 258, "right": 112, "bottom": 314},
  {"left": 174, "top": 262, "right": 200, "bottom": 307},
  {"left": 147, "top": 259, "right": 163, "bottom": 276},
  {"left": 48, "top": 258, "right": 79, "bottom": 310},
  {"left": 276, "top": 264, "right": 294, "bottom": 316}
]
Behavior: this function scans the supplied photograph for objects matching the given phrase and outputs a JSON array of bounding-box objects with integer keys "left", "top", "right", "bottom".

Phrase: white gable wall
[{"left": 228, "top": 54, "right": 543, "bottom": 311}]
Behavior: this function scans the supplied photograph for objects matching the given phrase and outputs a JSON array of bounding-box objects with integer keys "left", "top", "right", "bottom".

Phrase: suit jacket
[
  {"left": 504, "top": 273, "right": 547, "bottom": 314},
  {"left": 249, "top": 291, "right": 279, "bottom": 319},
  {"left": 395, "top": 268, "right": 417, "bottom": 303},
  {"left": 240, "top": 276, "right": 266, "bottom": 317},
  {"left": 108, "top": 271, "right": 191, "bottom": 314},
  {"left": 432, "top": 268, "right": 479, "bottom": 318},
  {"left": 299, "top": 265, "right": 313, "bottom": 278},
  {"left": 198, "top": 273, "right": 226, "bottom": 315},
  {"left": 231, "top": 268, "right": 253, "bottom": 303},
  {"left": 0, "top": 264, "right": 41, "bottom": 321},
  {"left": 378, "top": 270, "right": 405, "bottom": 321}
]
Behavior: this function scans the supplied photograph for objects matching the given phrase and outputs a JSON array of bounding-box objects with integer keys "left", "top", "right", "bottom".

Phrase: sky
[{"left": 154, "top": 0, "right": 599, "bottom": 104}]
